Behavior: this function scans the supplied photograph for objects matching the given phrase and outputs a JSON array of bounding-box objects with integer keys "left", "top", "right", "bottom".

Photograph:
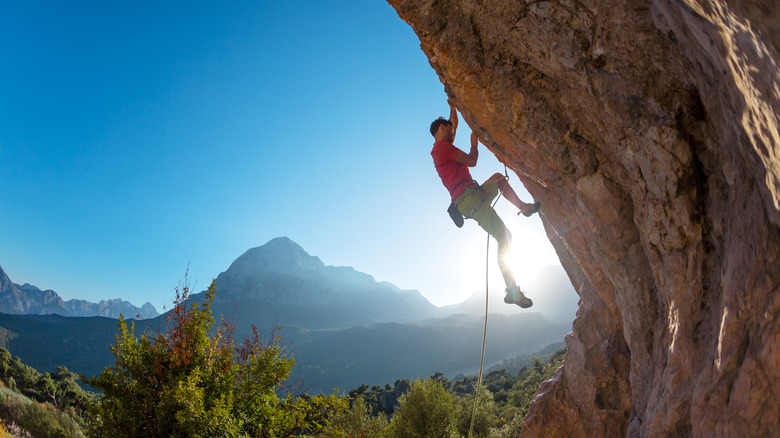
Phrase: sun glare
[
  {"left": 505, "top": 231, "right": 560, "bottom": 286},
  {"left": 449, "top": 211, "right": 560, "bottom": 302},
  {"left": 494, "top": 203, "right": 561, "bottom": 288}
]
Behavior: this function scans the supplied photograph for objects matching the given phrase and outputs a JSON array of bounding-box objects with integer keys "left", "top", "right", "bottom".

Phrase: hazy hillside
[
  {"left": 0, "top": 313, "right": 119, "bottom": 378},
  {"left": 291, "top": 313, "right": 570, "bottom": 392},
  {"left": 0, "top": 238, "right": 572, "bottom": 392}
]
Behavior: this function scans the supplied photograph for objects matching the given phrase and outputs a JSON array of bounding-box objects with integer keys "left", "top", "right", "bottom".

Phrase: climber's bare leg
[{"left": 487, "top": 173, "right": 532, "bottom": 213}]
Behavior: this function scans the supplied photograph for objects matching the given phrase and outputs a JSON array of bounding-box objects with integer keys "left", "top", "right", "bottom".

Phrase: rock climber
[{"left": 430, "top": 99, "right": 541, "bottom": 307}]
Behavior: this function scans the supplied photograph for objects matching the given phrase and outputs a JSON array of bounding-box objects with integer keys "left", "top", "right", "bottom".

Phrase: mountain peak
[
  {"left": 0, "top": 265, "right": 13, "bottom": 292},
  {"left": 226, "top": 237, "right": 325, "bottom": 276},
  {"left": 208, "top": 238, "right": 438, "bottom": 323}
]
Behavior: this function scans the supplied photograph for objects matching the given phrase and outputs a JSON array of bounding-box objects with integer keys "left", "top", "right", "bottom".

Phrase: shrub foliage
[
  {"left": 386, "top": 378, "right": 458, "bottom": 438},
  {"left": 0, "top": 272, "right": 565, "bottom": 438},
  {"left": 0, "top": 347, "right": 92, "bottom": 437},
  {"left": 86, "top": 279, "right": 345, "bottom": 437},
  {"left": 337, "top": 349, "right": 566, "bottom": 437}
]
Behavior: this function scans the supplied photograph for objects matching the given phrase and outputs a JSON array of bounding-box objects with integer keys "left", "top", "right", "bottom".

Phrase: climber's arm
[
  {"left": 455, "top": 131, "right": 479, "bottom": 167},
  {"left": 448, "top": 98, "right": 458, "bottom": 139}
]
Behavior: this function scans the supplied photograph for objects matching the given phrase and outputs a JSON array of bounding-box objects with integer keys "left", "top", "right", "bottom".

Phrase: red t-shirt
[{"left": 431, "top": 140, "right": 474, "bottom": 200}]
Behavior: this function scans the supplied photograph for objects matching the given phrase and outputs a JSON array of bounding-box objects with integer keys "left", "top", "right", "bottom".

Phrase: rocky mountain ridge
[
  {"left": 0, "top": 265, "right": 158, "bottom": 319},
  {"left": 199, "top": 236, "right": 439, "bottom": 330}
]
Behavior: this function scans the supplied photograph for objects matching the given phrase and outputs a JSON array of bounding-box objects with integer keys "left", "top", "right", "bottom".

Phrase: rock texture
[{"left": 388, "top": 0, "right": 779, "bottom": 436}]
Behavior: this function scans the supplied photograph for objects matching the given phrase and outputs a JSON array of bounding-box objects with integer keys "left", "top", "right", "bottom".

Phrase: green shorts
[{"left": 454, "top": 179, "right": 507, "bottom": 240}]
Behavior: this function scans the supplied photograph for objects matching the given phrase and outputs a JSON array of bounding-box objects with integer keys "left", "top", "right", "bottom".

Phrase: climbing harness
[
  {"left": 447, "top": 174, "right": 506, "bottom": 228},
  {"left": 447, "top": 178, "right": 479, "bottom": 198},
  {"left": 447, "top": 201, "right": 465, "bottom": 228},
  {"left": 446, "top": 179, "right": 478, "bottom": 228},
  {"left": 468, "top": 166, "right": 509, "bottom": 438}
]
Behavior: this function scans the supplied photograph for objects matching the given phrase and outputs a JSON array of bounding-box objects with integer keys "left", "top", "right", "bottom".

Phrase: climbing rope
[{"left": 468, "top": 166, "right": 508, "bottom": 438}]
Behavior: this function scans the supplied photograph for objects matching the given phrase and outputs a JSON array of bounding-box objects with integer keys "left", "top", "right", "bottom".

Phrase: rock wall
[{"left": 387, "top": 0, "right": 779, "bottom": 436}]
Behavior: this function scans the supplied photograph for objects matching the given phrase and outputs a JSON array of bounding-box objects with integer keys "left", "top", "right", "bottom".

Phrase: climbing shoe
[
  {"left": 503, "top": 293, "right": 513, "bottom": 304},
  {"left": 504, "top": 285, "right": 533, "bottom": 308},
  {"left": 520, "top": 202, "right": 541, "bottom": 217}
]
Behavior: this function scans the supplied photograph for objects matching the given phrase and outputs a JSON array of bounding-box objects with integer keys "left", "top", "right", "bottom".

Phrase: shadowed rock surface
[{"left": 388, "top": 0, "right": 779, "bottom": 436}]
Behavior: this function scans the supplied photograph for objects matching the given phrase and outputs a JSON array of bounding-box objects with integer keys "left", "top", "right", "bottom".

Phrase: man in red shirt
[{"left": 431, "top": 100, "right": 540, "bottom": 307}]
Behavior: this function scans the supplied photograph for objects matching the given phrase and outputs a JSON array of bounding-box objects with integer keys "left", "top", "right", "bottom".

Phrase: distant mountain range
[
  {"left": 0, "top": 265, "right": 158, "bottom": 319},
  {"left": 0, "top": 237, "right": 576, "bottom": 392},
  {"left": 197, "top": 237, "right": 439, "bottom": 330}
]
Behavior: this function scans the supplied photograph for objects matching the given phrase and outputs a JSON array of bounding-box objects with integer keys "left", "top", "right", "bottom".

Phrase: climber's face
[{"left": 439, "top": 123, "right": 454, "bottom": 142}]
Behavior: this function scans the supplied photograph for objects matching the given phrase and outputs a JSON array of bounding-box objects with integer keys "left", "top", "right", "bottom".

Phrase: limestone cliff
[{"left": 387, "top": 0, "right": 779, "bottom": 436}]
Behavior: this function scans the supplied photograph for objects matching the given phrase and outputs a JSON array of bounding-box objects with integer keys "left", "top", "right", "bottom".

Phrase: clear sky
[{"left": 0, "top": 0, "right": 561, "bottom": 310}]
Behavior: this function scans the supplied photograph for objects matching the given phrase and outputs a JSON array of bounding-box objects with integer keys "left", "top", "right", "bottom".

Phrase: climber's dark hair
[{"left": 430, "top": 117, "right": 452, "bottom": 138}]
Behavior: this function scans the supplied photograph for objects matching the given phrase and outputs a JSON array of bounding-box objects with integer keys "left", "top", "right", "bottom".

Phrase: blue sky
[{"left": 0, "top": 0, "right": 560, "bottom": 310}]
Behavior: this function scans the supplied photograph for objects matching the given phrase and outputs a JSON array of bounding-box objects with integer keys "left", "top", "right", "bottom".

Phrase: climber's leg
[{"left": 486, "top": 173, "right": 540, "bottom": 216}]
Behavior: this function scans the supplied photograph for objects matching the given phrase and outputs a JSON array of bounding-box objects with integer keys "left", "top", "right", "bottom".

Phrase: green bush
[
  {"left": 325, "top": 395, "right": 389, "bottom": 437},
  {"left": 455, "top": 386, "right": 498, "bottom": 438},
  {"left": 386, "top": 378, "right": 458, "bottom": 438},
  {"left": 85, "top": 279, "right": 347, "bottom": 437},
  {"left": 345, "top": 347, "right": 566, "bottom": 437},
  {"left": 0, "top": 346, "right": 91, "bottom": 437},
  {"left": 0, "top": 398, "right": 85, "bottom": 438},
  {"left": 0, "top": 348, "right": 93, "bottom": 413}
]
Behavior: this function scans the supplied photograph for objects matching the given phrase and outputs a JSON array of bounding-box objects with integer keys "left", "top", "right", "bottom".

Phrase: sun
[
  {"left": 436, "top": 201, "right": 562, "bottom": 306},
  {"left": 498, "top": 206, "right": 562, "bottom": 288}
]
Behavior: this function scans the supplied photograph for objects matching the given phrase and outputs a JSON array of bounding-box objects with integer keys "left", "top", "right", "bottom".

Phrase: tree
[
  {"left": 36, "top": 373, "right": 56, "bottom": 407},
  {"left": 386, "top": 378, "right": 458, "bottom": 438},
  {"left": 0, "top": 347, "right": 91, "bottom": 412},
  {"left": 86, "top": 278, "right": 346, "bottom": 437},
  {"left": 455, "top": 386, "right": 498, "bottom": 438},
  {"left": 326, "top": 395, "right": 389, "bottom": 438},
  {"left": 508, "top": 357, "right": 557, "bottom": 418}
]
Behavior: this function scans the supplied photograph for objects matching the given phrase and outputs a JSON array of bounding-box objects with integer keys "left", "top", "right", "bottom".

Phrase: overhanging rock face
[{"left": 387, "top": 0, "right": 780, "bottom": 436}]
